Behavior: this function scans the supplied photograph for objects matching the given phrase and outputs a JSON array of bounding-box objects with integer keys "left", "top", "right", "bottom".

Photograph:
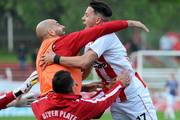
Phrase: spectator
[
  {"left": 31, "top": 48, "right": 38, "bottom": 69},
  {"left": 164, "top": 73, "right": 179, "bottom": 120},
  {"left": 172, "top": 34, "right": 180, "bottom": 51},
  {"left": 160, "top": 32, "right": 178, "bottom": 50},
  {"left": 172, "top": 36, "right": 180, "bottom": 64},
  {"left": 132, "top": 29, "right": 143, "bottom": 50},
  {"left": 125, "top": 39, "right": 139, "bottom": 54},
  {"left": 17, "top": 44, "right": 28, "bottom": 70},
  {"left": 159, "top": 34, "right": 173, "bottom": 50}
]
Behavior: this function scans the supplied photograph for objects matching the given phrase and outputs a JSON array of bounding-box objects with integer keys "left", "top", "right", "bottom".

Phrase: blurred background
[{"left": 0, "top": 0, "right": 179, "bottom": 120}]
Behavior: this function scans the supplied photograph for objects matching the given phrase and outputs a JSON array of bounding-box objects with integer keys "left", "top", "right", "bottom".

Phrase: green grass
[
  {"left": 0, "top": 49, "right": 32, "bottom": 63},
  {"left": 0, "top": 50, "right": 18, "bottom": 63},
  {"left": 0, "top": 116, "right": 36, "bottom": 120},
  {"left": 1, "top": 112, "right": 180, "bottom": 120},
  {"left": 99, "top": 112, "right": 112, "bottom": 120},
  {"left": 157, "top": 112, "right": 180, "bottom": 120}
]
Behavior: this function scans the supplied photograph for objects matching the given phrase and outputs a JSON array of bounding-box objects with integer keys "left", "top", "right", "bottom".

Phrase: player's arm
[
  {"left": 80, "top": 80, "right": 124, "bottom": 119},
  {"left": 75, "top": 20, "right": 127, "bottom": 48},
  {"left": 55, "top": 20, "right": 149, "bottom": 56},
  {"left": 61, "top": 50, "right": 97, "bottom": 69},
  {"left": 7, "top": 93, "right": 37, "bottom": 107},
  {"left": 40, "top": 49, "right": 97, "bottom": 70},
  {"left": 54, "top": 20, "right": 127, "bottom": 56},
  {"left": 0, "top": 92, "right": 16, "bottom": 110},
  {"left": 80, "top": 70, "right": 130, "bottom": 118},
  {"left": 75, "top": 20, "right": 149, "bottom": 49},
  {"left": 0, "top": 71, "right": 38, "bottom": 110}
]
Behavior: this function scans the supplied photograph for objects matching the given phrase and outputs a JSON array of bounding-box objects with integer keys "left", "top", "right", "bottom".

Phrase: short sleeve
[{"left": 86, "top": 34, "right": 113, "bottom": 58}]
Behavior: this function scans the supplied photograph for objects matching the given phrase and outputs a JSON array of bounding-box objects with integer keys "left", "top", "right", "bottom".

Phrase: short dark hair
[
  {"left": 52, "top": 70, "right": 74, "bottom": 94},
  {"left": 89, "top": 0, "right": 112, "bottom": 17}
]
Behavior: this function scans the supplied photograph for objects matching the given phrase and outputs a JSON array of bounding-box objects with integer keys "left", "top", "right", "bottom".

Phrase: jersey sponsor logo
[
  {"left": 42, "top": 110, "right": 77, "bottom": 120},
  {"left": 93, "top": 61, "right": 107, "bottom": 69}
]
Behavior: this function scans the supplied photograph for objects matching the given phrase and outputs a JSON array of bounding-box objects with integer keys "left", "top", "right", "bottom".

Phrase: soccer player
[
  {"left": 0, "top": 71, "right": 38, "bottom": 110},
  {"left": 36, "top": 18, "right": 148, "bottom": 96},
  {"left": 32, "top": 70, "right": 129, "bottom": 120},
  {"left": 40, "top": 1, "right": 157, "bottom": 119},
  {"left": 164, "top": 73, "right": 178, "bottom": 120}
]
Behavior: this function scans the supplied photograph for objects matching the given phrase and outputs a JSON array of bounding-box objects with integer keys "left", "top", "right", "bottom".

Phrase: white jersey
[
  {"left": 85, "top": 33, "right": 146, "bottom": 100},
  {"left": 85, "top": 33, "right": 157, "bottom": 120}
]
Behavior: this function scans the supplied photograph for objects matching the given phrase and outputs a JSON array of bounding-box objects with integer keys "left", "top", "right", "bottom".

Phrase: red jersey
[
  {"left": 0, "top": 91, "right": 15, "bottom": 110},
  {"left": 53, "top": 20, "right": 128, "bottom": 56},
  {"left": 32, "top": 81, "right": 123, "bottom": 120}
]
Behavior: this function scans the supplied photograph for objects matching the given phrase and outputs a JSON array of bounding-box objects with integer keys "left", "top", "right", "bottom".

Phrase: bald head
[{"left": 36, "top": 19, "right": 65, "bottom": 41}]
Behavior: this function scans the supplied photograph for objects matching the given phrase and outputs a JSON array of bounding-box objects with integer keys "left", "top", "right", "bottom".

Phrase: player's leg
[
  {"left": 111, "top": 88, "right": 157, "bottom": 120},
  {"left": 127, "top": 73, "right": 157, "bottom": 120},
  {"left": 132, "top": 88, "right": 157, "bottom": 120},
  {"left": 168, "top": 94, "right": 176, "bottom": 120},
  {"left": 110, "top": 104, "right": 131, "bottom": 120}
]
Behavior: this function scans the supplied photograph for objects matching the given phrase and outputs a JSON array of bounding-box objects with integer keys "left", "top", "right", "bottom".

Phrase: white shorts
[
  {"left": 110, "top": 87, "right": 157, "bottom": 120},
  {"left": 166, "top": 93, "right": 176, "bottom": 106}
]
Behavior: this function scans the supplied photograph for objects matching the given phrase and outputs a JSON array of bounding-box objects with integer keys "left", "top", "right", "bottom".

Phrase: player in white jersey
[
  {"left": 84, "top": 33, "right": 157, "bottom": 120},
  {"left": 40, "top": 1, "right": 157, "bottom": 120}
]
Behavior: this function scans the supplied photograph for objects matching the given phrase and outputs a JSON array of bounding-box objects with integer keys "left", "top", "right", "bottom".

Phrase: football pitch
[{"left": 1, "top": 112, "right": 180, "bottom": 120}]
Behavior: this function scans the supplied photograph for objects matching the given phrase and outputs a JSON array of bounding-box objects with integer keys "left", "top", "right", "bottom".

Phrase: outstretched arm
[
  {"left": 55, "top": 20, "right": 149, "bottom": 56},
  {"left": 76, "top": 20, "right": 149, "bottom": 49},
  {"left": 0, "top": 92, "right": 16, "bottom": 110},
  {"left": 13, "top": 71, "right": 38, "bottom": 97},
  {"left": 77, "top": 20, "right": 149, "bottom": 47},
  {"left": 7, "top": 92, "right": 37, "bottom": 107},
  {"left": 0, "top": 71, "right": 38, "bottom": 110},
  {"left": 40, "top": 20, "right": 149, "bottom": 69},
  {"left": 128, "top": 20, "right": 149, "bottom": 32}
]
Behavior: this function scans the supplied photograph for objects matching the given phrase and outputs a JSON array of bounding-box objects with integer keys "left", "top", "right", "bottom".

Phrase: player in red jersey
[
  {"left": 32, "top": 70, "right": 129, "bottom": 120},
  {"left": 0, "top": 71, "right": 38, "bottom": 110}
]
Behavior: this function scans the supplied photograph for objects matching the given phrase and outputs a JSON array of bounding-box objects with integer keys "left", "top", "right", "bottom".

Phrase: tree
[{"left": 0, "top": 0, "right": 179, "bottom": 49}]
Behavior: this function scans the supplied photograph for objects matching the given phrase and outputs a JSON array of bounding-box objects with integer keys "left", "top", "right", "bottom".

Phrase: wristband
[
  {"left": 14, "top": 90, "right": 23, "bottom": 97},
  {"left": 54, "top": 55, "right": 60, "bottom": 64}
]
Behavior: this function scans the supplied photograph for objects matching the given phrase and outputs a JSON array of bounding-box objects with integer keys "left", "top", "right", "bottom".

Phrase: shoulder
[
  {"left": 32, "top": 96, "right": 48, "bottom": 105},
  {"left": 96, "top": 33, "right": 117, "bottom": 40}
]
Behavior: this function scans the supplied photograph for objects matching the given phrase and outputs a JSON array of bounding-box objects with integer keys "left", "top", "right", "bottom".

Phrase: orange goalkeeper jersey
[{"left": 36, "top": 37, "right": 82, "bottom": 96}]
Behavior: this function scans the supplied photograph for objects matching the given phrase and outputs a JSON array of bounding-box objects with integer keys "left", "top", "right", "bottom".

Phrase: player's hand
[
  {"left": 104, "top": 70, "right": 131, "bottom": 89},
  {"left": 40, "top": 50, "right": 56, "bottom": 70},
  {"left": 128, "top": 20, "right": 149, "bottom": 32},
  {"left": 82, "top": 82, "right": 103, "bottom": 92},
  {"left": 8, "top": 93, "right": 37, "bottom": 107},
  {"left": 13, "top": 71, "right": 38, "bottom": 97},
  {"left": 116, "top": 70, "right": 131, "bottom": 87}
]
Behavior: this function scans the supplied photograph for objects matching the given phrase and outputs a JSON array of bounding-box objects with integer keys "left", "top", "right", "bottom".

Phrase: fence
[{"left": 130, "top": 50, "right": 180, "bottom": 90}]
